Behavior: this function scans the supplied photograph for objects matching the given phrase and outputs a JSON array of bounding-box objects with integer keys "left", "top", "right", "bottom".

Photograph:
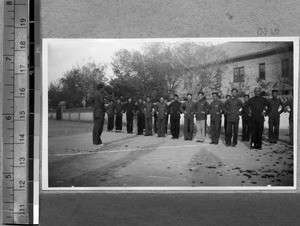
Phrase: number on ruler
[
  {"left": 19, "top": 181, "right": 25, "bottom": 189},
  {"left": 20, "top": 65, "right": 26, "bottom": 72},
  {"left": 19, "top": 204, "right": 25, "bottom": 212},
  {"left": 5, "top": 116, "right": 12, "bottom": 121},
  {"left": 19, "top": 134, "right": 25, "bottom": 142},
  {"left": 19, "top": 87, "right": 26, "bottom": 95},
  {"left": 19, "top": 157, "right": 25, "bottom": 164},
  {"left": 19, "top": 111, "right": 25, "bottom": 118},
  {"left": 20, "top": 41, "right": 26, "bottom": 49},
  {"left": 20, "top": 18, "right": 26, "bottom": 26}
]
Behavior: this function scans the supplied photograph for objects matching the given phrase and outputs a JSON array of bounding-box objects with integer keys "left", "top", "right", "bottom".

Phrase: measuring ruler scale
[{"left": 3, "top": 0, "right": 39, "bottom": 224}]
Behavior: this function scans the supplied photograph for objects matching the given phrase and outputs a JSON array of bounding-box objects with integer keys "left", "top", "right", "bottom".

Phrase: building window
[
  {"left": 233, "top": 67, "right": 245, "bottom": 83},
  {"left": 259, "top": 63, "right": 265, "bottom": 80},
  {"left": 282, "top": 59, "right": 289, "bottom": 77}
]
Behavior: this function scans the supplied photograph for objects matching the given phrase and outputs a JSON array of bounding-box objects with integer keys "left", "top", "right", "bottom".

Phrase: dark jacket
[
  {"left": 134, "top": 102, "right": 144, "bottom": 115},
  {"left": 209, "top": 100, "right": 223, "bottom": 122},
  {"left": 106, "top": 103, "right": 115, "bottom": 117},
  {"left": 194, "top": 98, "right": 209, "bottom": 121},
  {"left": 115, "top": 102, "right": 124, "bottom": 116},
  {"left": 180, "top": 100, "right": 195, "bottom": 119},
  {"left": 244, "top": 96, "right": 271, "bottom": 122},
  {"left": 93, "top": 91, "right": 105, "bottom": 111},
  {"left": 241, "top": 100, "right": 250, "bottom": 120},
  {"left": 124, "top": 102, "right": 135, "bottom": 115},
  {"left": 156, "top": 102, "right": 168, "bottom": 119},
  {"left": 144, "top": 102, "right": 154, "bottom": 118},
  {"left": 168, "top": 100, "right": 182, "bottom": 119},
  {"left": 268, "top": 97, "right": 284, "bottom": 119},
  {"left": 224, "top": 97, "right": 243, "bottom": 122}
]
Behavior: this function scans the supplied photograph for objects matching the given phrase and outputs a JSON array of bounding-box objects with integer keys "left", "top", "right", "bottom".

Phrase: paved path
[{"left": 48, "top": 120, "right": 293, "bottom": 188}]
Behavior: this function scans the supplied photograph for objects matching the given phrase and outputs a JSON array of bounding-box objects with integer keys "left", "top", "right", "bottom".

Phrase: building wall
[{"left": 220, "top": 51, "right": 293, "bottom": 96}]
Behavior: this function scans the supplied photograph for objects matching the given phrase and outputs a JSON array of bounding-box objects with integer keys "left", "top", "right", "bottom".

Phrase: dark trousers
[
  {"left": 137, "top": 114, "right": 144, "bottom": 134},
  {"left": 145, "top": 117, "right": 152, "bottom": 135},
  {"left": 115, "top": 115, "right": 122, "bottom": 131},
  {"left": 170, "top": 117, "right": 180, "bottom": 138},
  {"left": 242, "top": 119, "right": 250, "bottom": 141},
  {"left": 126, "top": 113, "right": 134, "bottom": 133},
  {"left": 268, "top": 117, "right": 280, "bottom": 142},
  {"left": 210, "top": 120, "right": 220, "bottom": 143},
  {"left": 165, "top": 115, "right": 169, "bottom": 133},
  {"left": 289, "top": 120, "right": 293, "bottom": 143},
  {"left": 251, "top": 120, "right": 264, "bottom": 148},
  {"left": 154, "top": 115, "right": 157, "bottom": 133},
  {"left": 107, "top": 116, "right": 114, "bottom": 131},
  {"left": 225, "top": 121, "right": 239, "bottom": 145},
  {"left": 184, "top": 118, "right": 194, "bottom": 140},
  {"left": 157, "top": 117, "right": 166, "bottom": 137},
  {"left": 93, "top": 112, "right": 105, "bottom": 145}
]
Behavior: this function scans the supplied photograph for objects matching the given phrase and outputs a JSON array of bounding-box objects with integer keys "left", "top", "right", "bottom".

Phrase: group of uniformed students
[{"left": 94, "top": 83, "right": 293, "bottom": 149}]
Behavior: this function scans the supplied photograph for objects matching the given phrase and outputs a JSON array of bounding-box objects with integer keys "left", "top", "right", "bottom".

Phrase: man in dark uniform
[
  {"left": 283, "top": 96, "right": 293, "bottom": 145},
  {"left": 168, "top": 94, "right": 182, "bottom": 139},
  {"left": 224, "top": 88, "right": 243, "bottom": 147},
  {"left": 194, "top": 91, "right": 209, "bottom": 143},
  {"left": 144, "top": 96, "right": 154, "bottom": 136},
  {"left": 93, "top": 83, "right": 106, "bottom": 146},
  {"left": 244, "top": 87, "right": 271, "bottom": 150},
  {"left": 124, "top": 97, "right": 135, "bottom": 134},
  {"left": 156, "top": 96, "right": 168, "bottom": 137},
  {"left": 134, "top": 98, "right": 144, "bottom": 135},
  {"left": 180, "top": 93, "right": 195, "bottom": 140},
  {"left": 164, "top": 99, "right": 169, "bottom": 134},
  {"left": 153, "top": 105, "right": 158, "bottom": 134},
  {"left": 115, "top": 98, "right": 123, "bottom": 132},
  {"left": 241, "top": 94, "right": 251, "bottom": 141},
  {"left": 268, "top": 90, "right": 284, "bottom": 143},
  {"left": 224, "top": 94, "right": 231, "bottom": 134},
  {"left": 208, "top": 92, "right": 224, "bottom": 145},
  {"left": 106, "top": 99, "right": 115, "bottom": 132}
]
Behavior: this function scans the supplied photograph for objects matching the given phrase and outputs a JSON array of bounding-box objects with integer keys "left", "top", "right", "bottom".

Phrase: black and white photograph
[{"left": 43, "top": 38, "right": 298, "bottom": 189}]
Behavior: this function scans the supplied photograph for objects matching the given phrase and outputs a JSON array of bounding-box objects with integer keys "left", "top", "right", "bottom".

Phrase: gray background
[{"left": 1, "top": 0, "right": 300, "bottom": 225}]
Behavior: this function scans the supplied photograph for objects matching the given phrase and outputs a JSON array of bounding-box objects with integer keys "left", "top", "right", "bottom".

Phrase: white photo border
[{"left": 42, "top": 37, "right": 299, "bottom": 191}]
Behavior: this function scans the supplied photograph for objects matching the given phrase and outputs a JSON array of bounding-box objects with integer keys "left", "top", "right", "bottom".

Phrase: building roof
[{"left": 217, "top": 42, "right": 292, "bottom": 59}]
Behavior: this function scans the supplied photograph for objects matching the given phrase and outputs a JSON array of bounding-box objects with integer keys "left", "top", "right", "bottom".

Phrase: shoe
[
  {"left": 95, "top": 143, "right": 105, "bottom": 147},
  {"left": 210, "top": 142, "right": 215, "bottom": 144},
  {"left": 269, "top": 140, "right": 274, "bottom": 143},
  {"left": 274, "top": 141, "right": 277, "bottom": 144},
  {"left": 258, "top": 147, "right": 262, "bottom": 150},
  {"left": 226, "top": 144, "right": 230, "bottom": 147},
  {"left": 214, "top": 143, "right": 218, "bottom": 145},
  {"left": 231, "top": 144, "right": 236, "bottom": 147}
]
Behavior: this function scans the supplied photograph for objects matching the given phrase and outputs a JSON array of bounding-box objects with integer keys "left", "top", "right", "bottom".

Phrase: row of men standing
[{"left": 94, "top": 83, "right": 293, "bottom": 149}]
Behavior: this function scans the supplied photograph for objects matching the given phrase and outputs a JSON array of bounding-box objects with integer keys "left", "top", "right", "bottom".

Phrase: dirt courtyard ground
[{"left": 48, "top": 119, "right": 294, "bottom": 188}]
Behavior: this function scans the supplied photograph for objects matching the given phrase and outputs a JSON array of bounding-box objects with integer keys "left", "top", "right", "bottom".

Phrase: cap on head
[
  {"left": 198, "top": 91, "right": 204, "bottom": 96},
  {"left": 226, "top": 94, "right": 231, "bottom": 98},
  {"left": 272, "top": 89, "right": 278, "bottom": 94},
  {"left": 231, "top": 88, "right": 238, "bottom": 93},
  {"left": 244, "top": 94, "right": 250, "bottom": 98}
]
